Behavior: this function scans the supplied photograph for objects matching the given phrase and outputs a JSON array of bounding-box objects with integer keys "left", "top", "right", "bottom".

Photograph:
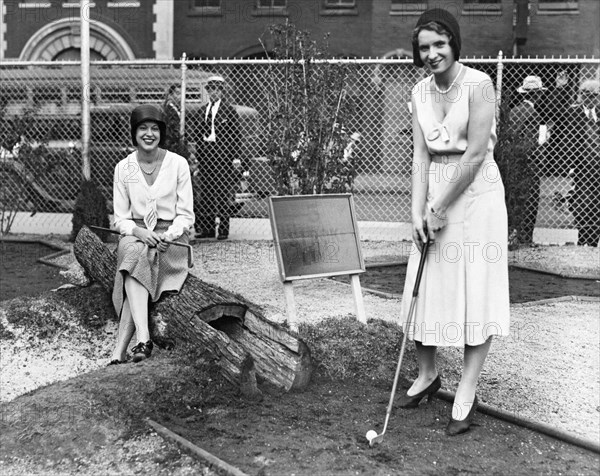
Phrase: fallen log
[{"left": 74, "top": 226, "right": 312, "bottom": 395}]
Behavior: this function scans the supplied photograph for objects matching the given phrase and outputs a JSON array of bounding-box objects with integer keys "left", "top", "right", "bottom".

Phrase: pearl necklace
[
  {"left": 138, "top": 150, "right": 160, "bottom": 175},
  {"left": 433, "top": 64, "right": 463, "bottom": 94}
]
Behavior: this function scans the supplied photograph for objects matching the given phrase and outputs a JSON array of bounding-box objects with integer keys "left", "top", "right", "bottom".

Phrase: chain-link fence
[{"left": 1, "top": 58, "right": 598, "bottom": 244}]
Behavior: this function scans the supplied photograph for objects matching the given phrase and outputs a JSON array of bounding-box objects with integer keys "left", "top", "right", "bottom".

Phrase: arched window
[{"left": 19, "top": 18, "right": 135, "bottom": 61}]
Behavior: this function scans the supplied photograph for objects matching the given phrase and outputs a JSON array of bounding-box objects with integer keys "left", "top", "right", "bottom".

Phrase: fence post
[
  {"left": 495, "top": 50, "right": 504, "bottom": 124},
  {"left": 80, "top": 0, "right": 91, "bottom": 180},
  {"left": 180, "top": 52, "right": 187, "bottom": 138}
]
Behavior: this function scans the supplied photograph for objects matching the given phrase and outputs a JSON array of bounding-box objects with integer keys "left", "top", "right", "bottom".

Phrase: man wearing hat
[
  {"left": 506, "top": 75, "right": 547, "bottom": 245},
  {"left": 193, "top": 75, "right": 242, "bottom": 240},
  {"left": 562, "top": 79, "right": 600, "bottom": 246}
]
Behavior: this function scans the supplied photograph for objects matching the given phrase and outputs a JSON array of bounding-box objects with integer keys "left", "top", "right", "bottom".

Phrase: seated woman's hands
[
  {"left": 157, "top": 233, "right": 171, "bottom": 252},
  {"left": 133, "top": 227, "right": 168, "bottom": 251}
]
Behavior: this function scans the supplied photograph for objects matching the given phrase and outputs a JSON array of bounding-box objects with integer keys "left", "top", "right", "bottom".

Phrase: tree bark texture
[{"left": 74, "top": 226, "right": 312, "bottom": 394}]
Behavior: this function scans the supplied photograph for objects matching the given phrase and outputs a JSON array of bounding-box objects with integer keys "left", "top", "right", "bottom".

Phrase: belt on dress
[
  {"left": 430, "top": 154, "right": 463, "bottom": 163},
  {"left": 133, "top": 219, "right": 174, "bottom": 229}
]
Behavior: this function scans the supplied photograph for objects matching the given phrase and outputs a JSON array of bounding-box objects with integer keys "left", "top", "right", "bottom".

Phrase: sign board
[{"left": 268, "top": 194, "right": 365, "bottom": 281}]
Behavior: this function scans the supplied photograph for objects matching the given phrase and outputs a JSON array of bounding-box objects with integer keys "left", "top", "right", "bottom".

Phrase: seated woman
[{"left": 109, "top": 104, "right": 194, "bottom": 364}]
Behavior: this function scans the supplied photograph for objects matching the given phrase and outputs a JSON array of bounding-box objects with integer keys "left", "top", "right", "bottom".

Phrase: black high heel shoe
[
  {"left": 398, "top": 375, "right": 441, "bottom": 408},
  {"left": 446, "top": 396, "right": 478, "bottom": 436},
  {"left": 131, "top": 340, "right": 154, "bottom": 363}
]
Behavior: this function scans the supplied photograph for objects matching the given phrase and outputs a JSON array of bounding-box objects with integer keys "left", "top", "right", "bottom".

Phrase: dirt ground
[
  {"left": 1, "top": 238, "right": 599, "bottom": 475},
  {"left": 157, "top": 378, "right": 600, "bottom": 476},
  {"left": 1, "top": 285, "right": 599, "bottom": 476},
  {"left": 1, "top": 354, "right": 599, "bottom": 476}
]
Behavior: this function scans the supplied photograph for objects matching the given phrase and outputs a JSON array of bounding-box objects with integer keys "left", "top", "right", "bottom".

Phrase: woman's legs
[
  {"left": 452, "top": 337, "right": 492, "bottom": 420},
  {"left": 406, "top": 340, "right": 438, "bottom": 396},
  {"left": 124, "top": 274, "right": 151, "bottom": 343},
  {"left": 110, "top": 297, "right": 136, "bottom": 361},
  {"left": 110, "top": 275, "right": 151, "bottom": 360}
]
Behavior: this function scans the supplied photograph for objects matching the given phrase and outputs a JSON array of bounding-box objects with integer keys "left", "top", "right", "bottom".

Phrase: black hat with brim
[{"left": 130, "top": 104, "right": 166, "bottom": 147}]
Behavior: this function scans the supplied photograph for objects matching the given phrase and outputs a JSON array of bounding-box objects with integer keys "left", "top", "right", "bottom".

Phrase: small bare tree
[{"left": 259, "top": 23, "right": 359, "bottom": 196}]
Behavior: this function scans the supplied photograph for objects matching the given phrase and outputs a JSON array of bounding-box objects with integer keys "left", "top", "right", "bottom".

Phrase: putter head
[{"left": 369, "top": 433, "right": 385, "bottom": 447}]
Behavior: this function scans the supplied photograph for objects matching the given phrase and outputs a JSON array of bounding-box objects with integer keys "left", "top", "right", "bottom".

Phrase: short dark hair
[
  {"left": 412, "top": 22, "right": 460, "bottom": 68},
  {"left": 412, "top": 8, "right": 462, "bottom": 68}
]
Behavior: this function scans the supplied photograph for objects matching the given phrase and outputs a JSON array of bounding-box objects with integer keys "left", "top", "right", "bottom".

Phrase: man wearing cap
[
  {"left": 562, "top": 79, "right": 600, "bottom": 246},
  {"left": 193, "top": 75, "right": 242, "bottom": 240},
  {"left": 506, "top": 75, "right": 547, "bottom": 245}
]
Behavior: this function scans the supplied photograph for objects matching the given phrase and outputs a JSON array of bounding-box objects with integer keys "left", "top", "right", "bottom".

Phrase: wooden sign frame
[{"left": 268, "top": 193, "right": 367, "bottom": 330}]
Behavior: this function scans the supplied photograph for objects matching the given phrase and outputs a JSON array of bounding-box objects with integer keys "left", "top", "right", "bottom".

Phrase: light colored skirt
[
  {"left": 399, "top": 157, "right": 511, "bottom": 347},
  {"left": 112, "top": 220, "right": 190, "bottom": 317}
]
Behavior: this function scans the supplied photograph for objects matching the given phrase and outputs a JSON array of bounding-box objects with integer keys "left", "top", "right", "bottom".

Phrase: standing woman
[
  {"left": 398, "top": 9, "right": 510, "bottom": 435},
  {"left": 109, "top": 105, "right": 194, "bottom": 364}
]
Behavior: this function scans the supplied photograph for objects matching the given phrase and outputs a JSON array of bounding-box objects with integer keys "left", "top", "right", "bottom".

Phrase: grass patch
[
  {"left": 3, "top": 296, "right": 71, "bottom": 339},
  {"left": 299, "top": 315, "right": 406, "bottom": 383},
  {"left": 0, "top": 284, "right": 115, "bottom": 343},
  {"left": 53, "top": 283, "right": 116, "bottom": 330}
]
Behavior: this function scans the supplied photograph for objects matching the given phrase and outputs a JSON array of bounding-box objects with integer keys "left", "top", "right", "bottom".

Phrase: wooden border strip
[
  {"left": 146, "top": 418, "right": 250, "bottom": 476},
  {"left": 433, "top": 389, "right": 600, "bottom": 455}
]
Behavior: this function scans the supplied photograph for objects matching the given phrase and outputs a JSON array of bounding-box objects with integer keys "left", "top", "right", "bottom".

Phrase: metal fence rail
[{"left": 1, "top": 57, "right": 598, "bottom": 244}]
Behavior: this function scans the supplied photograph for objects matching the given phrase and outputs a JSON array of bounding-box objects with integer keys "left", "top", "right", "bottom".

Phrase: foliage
[
  {"left": 70, "top": 179, "right": 110, "bottom": 242},
  {"left": 494, "top": 97, "right": 540, "bottom": 248},
  {"left": 161, "top": 97, "right": 192, "bottom": 161},
  {"left": 260, "top": 23, "right": 359, "bottom": 195},
  {"left": 3, "top": 296, "right": 71, "bottom": 340},
  {"left": 299, "top": 316, "right": 406, "bottom": 382},
  {"left": 0, "top": 106, "right": 66, "bottom": 235}
]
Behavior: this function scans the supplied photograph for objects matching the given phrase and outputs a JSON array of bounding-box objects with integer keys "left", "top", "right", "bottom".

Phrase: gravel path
[{"left": 1, "top": 239, "right": 599, "bottom": 447}]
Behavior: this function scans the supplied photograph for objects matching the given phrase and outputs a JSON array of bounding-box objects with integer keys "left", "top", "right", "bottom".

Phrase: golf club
[
  {"left": 367, "top": 234, "right": 431, "bottom": 447},
  {"left": 87, "top": 225, "right": 194, "bottom": 268}
]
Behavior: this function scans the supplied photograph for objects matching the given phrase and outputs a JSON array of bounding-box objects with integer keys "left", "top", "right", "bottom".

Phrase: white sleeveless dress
[{"left": 399, "top": 66, "right": 510, "bottom": 347}]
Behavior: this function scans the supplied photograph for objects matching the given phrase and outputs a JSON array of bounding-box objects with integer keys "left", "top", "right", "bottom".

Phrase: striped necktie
[{"left": 144, "top": 198, "right": 157, "bottom": 231}]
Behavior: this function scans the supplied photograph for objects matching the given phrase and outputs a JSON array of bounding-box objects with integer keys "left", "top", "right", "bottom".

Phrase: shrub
[
  {"left": 260, "top": 23, "right": 358, "bottom": 195},
  {"left": 299, "top": 316, "right": 406, "bottom": 382},
  {"left": 70, "top": 178, "right": 110, "bottom": 242}
]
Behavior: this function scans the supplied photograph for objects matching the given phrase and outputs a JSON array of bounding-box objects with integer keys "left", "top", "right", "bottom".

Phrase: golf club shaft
[
  {"left": 88, "top": 225, "right": 194, "bottom": 268},
  {"left": 377, "top": 237, "right": 431, "bottom": 440}
]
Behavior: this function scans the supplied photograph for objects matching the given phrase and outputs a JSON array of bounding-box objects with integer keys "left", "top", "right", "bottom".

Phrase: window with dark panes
[
  {"left": 390, "top": 0, "right": 427, "bottom": 12},
  {"left": 324, "top": 0, "right": 356, "bottom": 8},
  {"left": 537, "top": 0, "right": 579, "bottom": 11},
  {"left": 193, "top": 0, "right": 221, "bottom": 7},
  {"left": 257, "top": 0, "right": 286, "bottom": 8},
  {"left": 463, "top": 0, "right": 501, "bottom": 12}
]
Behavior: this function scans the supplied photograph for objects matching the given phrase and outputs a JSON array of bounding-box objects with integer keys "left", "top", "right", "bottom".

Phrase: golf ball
[{"left": 366, "top": 430, "right": 377, "bottom": 441}]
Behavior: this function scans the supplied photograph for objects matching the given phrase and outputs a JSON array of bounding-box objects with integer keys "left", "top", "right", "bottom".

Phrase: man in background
[
  {"left": 193, "top": 75, "right": 242, "bottom": 240},
  {"left": 506, "top": 75, "right": 547, "bottom": 245},
  {"left": 564, "top": 79, "right": 600, "bottom": 246}
]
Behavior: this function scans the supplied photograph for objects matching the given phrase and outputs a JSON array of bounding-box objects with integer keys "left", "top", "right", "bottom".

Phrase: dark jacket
[{"left": 197, "top": 100, "right": 242, "bottom": 172}]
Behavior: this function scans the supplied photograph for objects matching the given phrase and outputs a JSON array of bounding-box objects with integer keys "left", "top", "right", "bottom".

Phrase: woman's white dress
[{"left": 399, "top": 66, "right": 511, "bottom": 347}]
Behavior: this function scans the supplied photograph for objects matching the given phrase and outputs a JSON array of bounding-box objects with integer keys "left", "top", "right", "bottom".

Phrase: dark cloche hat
[
  {"left": 412, "top": 8, "right": 462, "bottom": 68},
  {"left": 130, "top": 104, "right": 166, "bottom": 147}
]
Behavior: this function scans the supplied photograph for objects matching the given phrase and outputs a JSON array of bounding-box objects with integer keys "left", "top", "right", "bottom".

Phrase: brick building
[
  {"left": 0, "top": 1, "right": 598, "bottom": 61},
  {"left": 0, "top": 0, "right": 168, "bottom": 60}
]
